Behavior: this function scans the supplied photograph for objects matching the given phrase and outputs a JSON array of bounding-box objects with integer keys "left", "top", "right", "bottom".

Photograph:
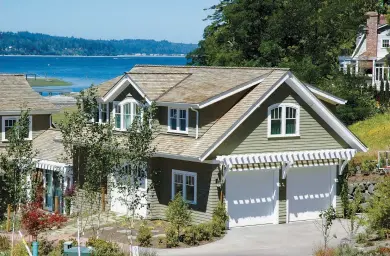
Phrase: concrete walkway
[{"left": 157, "top": 220, "right": 353, "bottom": 256}]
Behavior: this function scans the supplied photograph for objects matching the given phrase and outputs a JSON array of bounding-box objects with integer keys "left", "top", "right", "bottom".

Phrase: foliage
[
  {"left": 340, "top": 188, "right": 363, "bottom": 242},
  {"left": 38, "top": 239, "right": 54, "bottom": 256},
  {"left": 361, "top": 160, "right": 376, "bottom": 175},
  {"left": 0, "top": 236, "right": 10, "bottom": 251},
  {"left": 189, "top": 0, "right": 377, "bottom": 83},
  {"left": 210, "top": 220, "right": 223, "bottom": 237},
  {"left": 136, "top": 221, "right": 152, "bottom": 247},
  {"left": 11, "top": 241, "right": 28, "bottom": 256},
  {"left": 315, "top": 206, "right": 337, "bottom": 250},
  {"left": 165, "top": 193, "right": 192, "bottom": 240},
  {"left": 196, "top": 223, "right": 213, "bottom": 242},
  {"left": 366, "top": 176, "right": 390, "bottom": 237},
  {"left": 21, "top": 202, "right": 67, "bottom": 240},
  {"left": 313, "top": 246, "right": 336, "bottom": 256},
  {"left": 165, "top": 225, "right": 179, "bottom": 248},
  {"left": 0, "top": 31, "right": 197, "bottom": 56},
  {"left": 138, "top": 248, "right": 159, "bottom": 256},
  {"left": 212, "top": 201, "right": 228, "bottom": 234},
  {"left": 183, "top": 225, "right": 199, "bottom": 246},
  {"left": 356, "top": 232, "right": 368, "bottom": 244},
  {"left": 86, "top": 237, "right": 125, "bottom": 256}
]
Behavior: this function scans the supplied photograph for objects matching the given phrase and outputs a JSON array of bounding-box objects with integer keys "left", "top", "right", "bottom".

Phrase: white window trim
[
  {"left": 171, "top": 169, "right": 197, "bottom": 205},
  {"left": 267, "top": 103, "right": 300, "bottom": 138},
  {"left": 168, "top": 107, "right": 189, "bottom": 134},
  {"left": 98, "top": 103, "right": 110, "bottom": 124},
  {"left": 382, "top": 39, "right": 390, "bottom": 48},
  {"left": 112, "top": 98, "right": 142, "bottom": 131},
  {"left": 1, "top": 116, "right": 32, "bottom": 141}
]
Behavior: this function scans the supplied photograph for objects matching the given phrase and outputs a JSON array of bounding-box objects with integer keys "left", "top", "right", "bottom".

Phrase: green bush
[
  {"left": 210, "top": 220, "right": 223, "bottom": 237},
  {"left": 139, "top": 248, "right": 158, "bottom": 256},
  {"left": 11, "top": 241, "right": 28, "bottom": 256},
  {"left": 334, "top": 244, "right": 366, "bottom": 256},
  {"left": 356, "top": 232, "right": 368, "bottom": 244},
  {"left": 137, "top": 221, "right": 152, "bottom": 247},
  {"left": 165, "top": 225, "right": 179, "bottom": 248},
  {"left": 165, "top": 193, "right": 192, "bottom": 240},
  {"left": 212, "top": 201, "right": 228, "bottom": 235},
  {"left": 38, "top": 239, "right": 54, "bottom": 256},
  {"left": 361, "top": 160, "right": 375, "bottom": 175},
  {"left": 0, "top": 236, "right": 10, "bottom": 251},
  {"left": 196, "top": 223, "right": 212, "bottom": 241},
  {"left": 183, "top": 225, "right": 199, "bottom": 246},
  {"left": 86, "top": 237, "right": 125, "bottom": 256}
]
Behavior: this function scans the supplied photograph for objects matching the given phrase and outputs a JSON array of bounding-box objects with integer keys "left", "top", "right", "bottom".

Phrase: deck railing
[{"left": 375, "top": 66, "right": 390, "bottom": 82}]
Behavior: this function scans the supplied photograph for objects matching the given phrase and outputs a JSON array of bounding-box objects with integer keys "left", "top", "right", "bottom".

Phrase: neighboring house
[
  {"left": 339, "top": 11, "right": 390, "bottom": 85},
  {"left": 89, "top": 65, "right": 366, "bottom": 228},
  {"left": 0, "top": 74, "right": 72, "bottom": 213}
]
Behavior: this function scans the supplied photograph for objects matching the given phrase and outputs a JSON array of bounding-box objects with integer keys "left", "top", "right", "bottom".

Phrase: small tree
[
  {"left": 379, "top": 79, "right": 385, "bottom": 104},
  {"left": 314, "top": 206, "right": 337, "bottom": 250},
  {"left": 366, "top": 176, "right": 390, "bottom": 238},
  {"left": 386, "top": 79, "right": 390, "bottom": 106},
  {"left": 339, "top": 188, "right": 363, "bottom": 243},
  {"left": 166, "top": 193, "right": 192, "bottom": 241}
]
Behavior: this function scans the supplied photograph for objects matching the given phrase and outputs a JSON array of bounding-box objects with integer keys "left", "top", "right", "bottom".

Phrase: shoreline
[{"left": 0, "top": 54, "right": 186, "bottom": 58}]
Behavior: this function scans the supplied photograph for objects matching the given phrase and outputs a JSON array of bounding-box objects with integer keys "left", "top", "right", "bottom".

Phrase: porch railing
[{"left": 375, "top": 66, "right": 390, "bottom": 82}]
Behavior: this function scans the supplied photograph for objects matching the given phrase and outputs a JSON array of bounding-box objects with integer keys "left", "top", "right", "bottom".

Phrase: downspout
[{"left": 190, "top": 108, "right": 199, "bottom": 139}]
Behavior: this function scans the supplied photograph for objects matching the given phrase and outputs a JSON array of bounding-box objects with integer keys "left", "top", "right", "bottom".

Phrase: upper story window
[
  {"left": 1, "top": 116, "right": 32, "bottom": 141},
  {"left": 382, "top": 39, "right": 390, "bottom": 48},
  {"left": 168, "top": 108, "right": 188, "bottom": 134},
  {"left": 267, "top": 103, "right": 300, "bottom": 137},
  {"left": 99, "top": 103, "right": 109, "bottom": 124},
  {"left": 113, "top": 99, "right": 142, "bottom": 131}
]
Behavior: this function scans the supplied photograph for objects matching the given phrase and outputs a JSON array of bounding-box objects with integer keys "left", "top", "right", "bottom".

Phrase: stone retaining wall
[{"left": 348, "top": 182, "right": 378, "bottom": 210}]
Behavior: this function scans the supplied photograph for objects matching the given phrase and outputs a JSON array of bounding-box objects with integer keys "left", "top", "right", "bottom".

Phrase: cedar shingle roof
[
  {"left": 33, "top": 129, "right": 70, "bottom": 164},
  {"left": 97, "top": 65, "right": 289, "bottom": 104},
  {"left": 0, "top": 74, "right": 58, "bottom": 112}
]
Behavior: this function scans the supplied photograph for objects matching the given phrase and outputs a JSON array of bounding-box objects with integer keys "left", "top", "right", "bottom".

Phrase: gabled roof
[
  {"left": 33, "top": 129, "right": 70, "bottom": 164},
  {"left": 98, "top": 65, "right": 285, "bottom": 108},
  {"left": 0, "top": 74, "right": 58, "bottom": 114}
]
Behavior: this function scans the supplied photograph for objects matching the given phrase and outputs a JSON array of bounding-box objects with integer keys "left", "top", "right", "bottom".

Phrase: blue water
[{"left": 0, "top": 56, "right": 187, "bottom": 94}]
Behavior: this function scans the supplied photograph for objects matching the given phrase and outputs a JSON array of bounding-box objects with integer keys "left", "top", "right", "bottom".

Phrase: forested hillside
[{"left": 0, "top": 31, "right": 197, "bottom": 56}]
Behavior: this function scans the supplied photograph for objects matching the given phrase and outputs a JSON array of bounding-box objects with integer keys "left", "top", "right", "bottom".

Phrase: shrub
[
  {"left": 355, "top": 232, "right": 368, "bottom": 244},
  {"left": 361, "top": 160, "right": 376, "bottom": 175},
  {"left": 86, "top": 237, "right": 125, "bottom": 256},
  {"left": 196, "top": 223, "right": 212, "bottom": 241},
  {"left": 139, "top": 248, "right": 158, "bottom": 256},
  {"left": 313, "top": 246, "right": 336, "bottom": 256},
  {"left": 183, "top": 225, "right": 198, "bottom": 246},
  {"left": 137, "top": 221, "right": 152, "bottom": 247},
  {"left": 0, "top": 236, "right": 10, "bottom": 251},
  {"left": 165, "top": 193, "right": 191, "bottom": 240},
  {"left": 11, "top": 241, "right": 29, "bottom": 256},
  {"left": 38, "top": 239, "right": 54, "bottom": 256},
  {"left": 334, "top": 245, "right": 366, "bottom": 256},
  {"left": 212, "top": 202, "right": 228, "bottom": 234},
  {"left": 210, "top": 220, "right": 223, "bottom": 237},
  {"left": 366, "top": 176, "right": 390, "bottom": 238},
  {"left": 165, "top": 225, "right": 179, "bottom": 248}
]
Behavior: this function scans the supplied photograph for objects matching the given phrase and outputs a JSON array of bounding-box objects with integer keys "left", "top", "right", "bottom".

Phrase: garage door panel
[
  {"left": 226, "top": 169, "right": 277, "bottom": 227},
  {"left": 287, "top": 166, "right": 334, "bottom": 222}
]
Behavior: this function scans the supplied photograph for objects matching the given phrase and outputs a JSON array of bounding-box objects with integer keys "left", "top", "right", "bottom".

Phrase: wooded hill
[{"left": 0, "top": 31, "right": 197, "bottom": 56}]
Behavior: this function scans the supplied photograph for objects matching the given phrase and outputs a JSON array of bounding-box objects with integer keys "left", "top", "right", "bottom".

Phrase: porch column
[
  {"left": 373, "top": 59, "right": 376, "bottom": 85},
  {"left": 355, "top": 60, "right": 359, "bottom": 74}
]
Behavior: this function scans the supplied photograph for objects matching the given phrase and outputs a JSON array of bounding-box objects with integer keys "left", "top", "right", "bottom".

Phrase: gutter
[{"left": 190, "top": 107, "right": 199, "bottom": 139}]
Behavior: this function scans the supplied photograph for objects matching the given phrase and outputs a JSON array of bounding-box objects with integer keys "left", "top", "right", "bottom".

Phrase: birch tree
[{"left": 0, "top": 109, "right": 38, "bottom": 251}]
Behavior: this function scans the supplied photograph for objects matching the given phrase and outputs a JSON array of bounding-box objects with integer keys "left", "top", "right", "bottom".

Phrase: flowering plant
[{"left": 64, "top": 184, "right": 76, "bottom": 198}]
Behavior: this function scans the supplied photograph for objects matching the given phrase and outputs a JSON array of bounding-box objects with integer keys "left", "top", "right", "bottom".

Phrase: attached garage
[
  {"left": 287, "top": 165, "right": 337, "bottom": 222},
  {"left": 225, "top": 169, "right": 279, "bottom": 228}
]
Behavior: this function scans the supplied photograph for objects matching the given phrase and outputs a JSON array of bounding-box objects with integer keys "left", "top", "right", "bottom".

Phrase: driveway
[{"left": 157, "top": 220, "right": 351, "bottom": 256}]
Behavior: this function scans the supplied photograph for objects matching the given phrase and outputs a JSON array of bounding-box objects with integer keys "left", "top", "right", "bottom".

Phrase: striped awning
[
  {"left": 217, "top": 149, "right": 356, "bottom": 167},
  {"left": 35, "top": 159, "right": 72, "bottom": 175}
]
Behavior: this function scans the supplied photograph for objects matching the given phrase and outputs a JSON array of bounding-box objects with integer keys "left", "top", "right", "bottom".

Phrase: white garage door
[
  {"left": 226, "top": 169, "right": 278, "bottom": 228},
  {"left": 287, "top": 166, "right": 336, "bottom": 222}
]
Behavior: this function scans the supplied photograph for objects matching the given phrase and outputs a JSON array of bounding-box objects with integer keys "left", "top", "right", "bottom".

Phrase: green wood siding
[
  {"left": 148, "top": 157, "right": 220, "bottom": 224},
  {"left": 211, "top": 83, "right": 348, "bottom": 157}
]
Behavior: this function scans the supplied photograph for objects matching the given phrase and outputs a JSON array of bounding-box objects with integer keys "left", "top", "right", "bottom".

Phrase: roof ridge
[
  {"left": 133, "top": 64, "right": 290, "bottom": 70},
  {"left": 154, "top": 73, "right": 192, "bottom": 101}
]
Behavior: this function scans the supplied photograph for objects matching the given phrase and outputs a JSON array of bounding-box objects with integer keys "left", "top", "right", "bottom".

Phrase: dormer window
[
  {"left": 168, "top": 107, "right": 188, "bottom": 134},
  {"left": 268, "top": 103, "right": 300, "bottom": 137},
  {"left": 113, "top": 99, "right": 142, "bottom": 131},
  {"left": 2, "top": 116, "right": 32, "bottom": 141}
]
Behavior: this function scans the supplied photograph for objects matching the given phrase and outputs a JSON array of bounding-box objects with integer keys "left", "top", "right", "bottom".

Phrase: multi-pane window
[
  {"left": 113, "top": 100, "right": 143, "bottom": 131},
  {"left": 268, "top": 104, "right": 299, "bottom": 137},
  {"left": 172, "top": 170, "right": 197, "bottom": 204},
  {"left": 99, "top": 103, "right": 109, "bottom": 123},
  {"left": 168, "top": 108, "right": 188, "bottom": 133},
  {"left": 383, "top": 39, "right": 390, "bottom": 48},
  {"left": 270, "top": 107, "right": 282, "bottom": 135},
  {"left": 2, "top": 116, "right": 32, "bottom": 141}
]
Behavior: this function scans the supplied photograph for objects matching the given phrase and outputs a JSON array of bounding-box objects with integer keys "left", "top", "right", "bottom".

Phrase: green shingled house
[
  {"left": 0, "top": 74, "right": 71, "bottom": 213},
  {"left": 91, "top": 65, "right": 366, "bottom": 228}
]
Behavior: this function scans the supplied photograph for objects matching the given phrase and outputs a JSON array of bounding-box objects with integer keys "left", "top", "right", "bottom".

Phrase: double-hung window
[
  {"left": 268, "top": 103, "right": 300, "bottom": 137},
  {"left": 99, "top": 103, "right": 109, "bottom": 123},
  {"left": 168, "top": 108, "right": 188, "bottom": 134},
  {"left": 2, "top": 116, "right": 32, "bottom": 141},
  {"left": 171, "top": 170, "right": 197, "bottom": 204},
  {"left": 383, "top": 39, "right": 390, "bottom": 48},
  {"left": 113, "top": 99, "right": 143, "bottom": 131}
]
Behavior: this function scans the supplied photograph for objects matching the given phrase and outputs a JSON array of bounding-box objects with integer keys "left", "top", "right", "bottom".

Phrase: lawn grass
[
  {"left": 28, "top": 77, "right": 72, "bottom": 86},
  {"left": 52, "top": 105, "right": 77, "bottom": 124}
]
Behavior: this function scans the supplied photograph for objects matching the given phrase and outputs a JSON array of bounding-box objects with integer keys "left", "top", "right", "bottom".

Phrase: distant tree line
[{"left": 0, "top": 31, "right": 197, "bottom": 56}]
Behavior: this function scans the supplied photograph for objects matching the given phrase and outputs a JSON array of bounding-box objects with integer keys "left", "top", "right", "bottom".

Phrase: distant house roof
[
  {"left": 0, "top": 74, "right": 58, "bottom": 114},
  {"left": 33, "top": 129, "right": 71, "bottom": 164}
]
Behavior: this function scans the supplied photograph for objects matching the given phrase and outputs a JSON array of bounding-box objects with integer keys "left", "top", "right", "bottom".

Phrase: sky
[{"left": 0, "top": 0, "right": 220, "bottom": 44}]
